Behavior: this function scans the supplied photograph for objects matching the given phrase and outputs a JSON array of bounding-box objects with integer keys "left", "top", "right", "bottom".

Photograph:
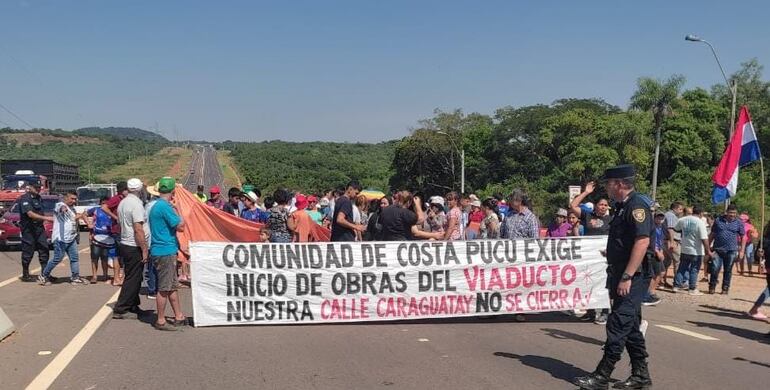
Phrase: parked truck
[
  {"left": 0, "top": 159, "right": 81, "bottom": 212},
  {"left": 74, "top": 183, "right": 117, "bottom": 230}
]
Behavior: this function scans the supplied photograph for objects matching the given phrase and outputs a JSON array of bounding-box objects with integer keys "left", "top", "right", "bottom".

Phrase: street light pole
[
  {"left": 685, "top": 34, "right": 738, "bottom": 138},
  {"left": 686, "top": 34, "right": 739, "bottom": 210},
  {"left": 437, "top": 131, "right": 465, "bottom": 194}
]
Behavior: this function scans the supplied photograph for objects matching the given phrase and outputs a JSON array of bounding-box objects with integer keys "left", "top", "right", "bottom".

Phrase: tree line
[{"left": 390, "top": 59, "right": 770, "bottom": 221}]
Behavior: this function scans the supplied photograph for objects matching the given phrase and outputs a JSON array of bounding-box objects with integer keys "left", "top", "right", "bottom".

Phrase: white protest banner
[{"left": 190, "top": 237, "right": 609, "bottom": 327}]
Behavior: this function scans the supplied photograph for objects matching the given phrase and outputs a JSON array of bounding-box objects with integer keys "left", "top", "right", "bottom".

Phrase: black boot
[
  {"left": 613, "top": 360, "right": 652, "bottom": 389},
  {"left": 575, "top": 357, "right": 615, "bottom": 389}
]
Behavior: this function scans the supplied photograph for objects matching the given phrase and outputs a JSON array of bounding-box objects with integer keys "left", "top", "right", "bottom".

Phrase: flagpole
[{"left": 746, "top": 152, "right": 767, "bottom": 254}]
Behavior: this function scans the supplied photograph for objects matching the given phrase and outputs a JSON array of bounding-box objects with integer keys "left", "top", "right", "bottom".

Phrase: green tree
[{"left": 629, "top": 74, "right": 686, "bottom": 201}]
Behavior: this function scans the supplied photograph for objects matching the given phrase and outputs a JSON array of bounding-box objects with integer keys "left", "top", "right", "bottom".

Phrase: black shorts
[{"left": 90, "top": 243, "right": 109, "bottom": 262}]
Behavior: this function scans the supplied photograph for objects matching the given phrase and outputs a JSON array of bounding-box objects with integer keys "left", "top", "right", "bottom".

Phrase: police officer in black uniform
[
  {"left": 575, "top": 165, "right": 654, "bottom": 389},
  {"left": 18, "top": 183, "right": 53, "bottom": 282}
]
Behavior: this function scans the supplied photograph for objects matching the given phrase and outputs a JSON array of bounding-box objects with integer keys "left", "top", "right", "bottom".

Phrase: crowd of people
[
  {"left": 196, "top": 179, "right": 770, "bottom": 325},
  {"left": 14, "top": 175, "right": 770, "bottom": 332},
  {"left": 18, "top": 178, "right": 188, "bottom": 330}
]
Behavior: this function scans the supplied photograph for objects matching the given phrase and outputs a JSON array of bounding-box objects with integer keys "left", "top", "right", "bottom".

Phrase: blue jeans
[
  {"left": 144, "top": 256, "right": 157, "bottom": 295},
  {"left": 754, "top": 288, "right": 770, "bottom": 308},
  {"left": 740, "top": 243, "right": 754, "bottom": 265},
  {"left": 675, "top": 254, "right": 701, "bottom": 290},
  {"left": 43, "top": 240, "right": 80, "bottom": 278},
  {"left": 709, "top": 250, "right": 737, "bottom": 291},
  {"left": 754, "top": 273, "right": 770, "bottom": 308}
]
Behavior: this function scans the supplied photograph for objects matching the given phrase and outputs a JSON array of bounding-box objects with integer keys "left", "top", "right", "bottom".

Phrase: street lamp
[
  {"left": 436, "top": 131, "right": 465, "bottom": 194},
  {"left": 685, "top": 34, "right": 738, "bottom": 138}
]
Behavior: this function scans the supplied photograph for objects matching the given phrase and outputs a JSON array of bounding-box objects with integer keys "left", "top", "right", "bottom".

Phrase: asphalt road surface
[{"left": 183, "top": 145, "right": 224, "bottom": 193}]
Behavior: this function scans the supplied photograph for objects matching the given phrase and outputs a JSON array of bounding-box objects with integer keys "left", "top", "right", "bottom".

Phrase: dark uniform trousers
[
  {"left": 114, "top": 244, "right": 143, "bottom": 314},
  {"left": 21, "top": 226, "right": 49, "bottom": 274},
  {"left": 604, "top": 273, "right": 650, "bottom": 364}
]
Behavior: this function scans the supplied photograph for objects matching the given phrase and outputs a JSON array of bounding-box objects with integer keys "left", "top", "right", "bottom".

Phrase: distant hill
[{"left": 74, "top": 127, "right": 168, "bottom": 142}]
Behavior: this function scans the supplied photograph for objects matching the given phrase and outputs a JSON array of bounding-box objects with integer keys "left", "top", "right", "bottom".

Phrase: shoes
[
  {"left": 721, "top": 289, "right": 729, "bottom": 296},
  {"left": 20, "top": 274, "right": 36, "bottom": 282},
  {"left": 748, "top": 311, "right": 767, "bottom": 320},
  {"left": 37, "top": 274, "right": 50, "bottom": 286},
  {"left": 672, "top": 286, "right": 683, "bottom": 293},
  {"left": 575, "top": 357, "right": 615, "bottom": 389},
  {"left": 642, "top": 295, "right": 661, "bottom": 306},
  {"left": 688, "top": 289, "right": 703, "bottom": 296},
  {"left": 594, "top": 313, "right": 608, "bottom": 325},
  {"left": 579, "top": 312, "right": 595, "bottom": 321},
  {"left": 147, "top": 294, "right": 156, "bottom": 300},
  {"left": 708, "top": 288, "right": 716, "bottom": 294},
  {"left": 153, "top": 322, "right": 179, "bottom": 331},
  {"left": 70, "top": 277, "right": 90, "bottom": 285},
  {"left": 112, "top": 311, "right": 138, "bottom": 320},
  {"left": 171, "top": 317, "right": 189, "bottom": 327}
]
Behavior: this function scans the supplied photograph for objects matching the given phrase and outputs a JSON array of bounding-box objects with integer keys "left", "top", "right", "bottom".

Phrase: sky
[{"left": 0, "top": 0, "right": 768, "bottom": 143}]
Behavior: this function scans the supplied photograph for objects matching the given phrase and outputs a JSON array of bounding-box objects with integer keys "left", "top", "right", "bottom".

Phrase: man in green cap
[{"left": 147, "top": 177, "right": 187, "bottom": 330}]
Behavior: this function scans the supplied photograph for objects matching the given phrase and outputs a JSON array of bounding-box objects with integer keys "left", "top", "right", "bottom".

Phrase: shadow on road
[
  {"left": 688, "top": 320, "right": 769, "bottom": 343},
  {"left": 493, "top": 352, "right": 591, "bottom": 384},
  {"left": 695, "top": 309, "right": 747, "bottom": 321},
  {"left": 541, "top": 328, "right": 604, "bottom": 346},
  {"left": 733, "top": 356, "right": 770, "bottom": 368},
  {"left": 699, "top": 305, "right": 747, "bottom": 315},
  {"left": 730, "top": 298, "right": 770, "bottom": 307}
]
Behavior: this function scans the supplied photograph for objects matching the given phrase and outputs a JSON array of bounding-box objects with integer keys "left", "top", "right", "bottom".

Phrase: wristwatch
[{"left": 621, "top": 272, "right": 633, "bottom": 281}]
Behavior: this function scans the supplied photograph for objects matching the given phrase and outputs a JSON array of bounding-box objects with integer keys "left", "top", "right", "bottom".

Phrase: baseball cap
[
  {"left": 307, "top": 195, "right": 318, "bottom": 203},
  {"left": 429, "top": 196, "right": 445, "bottom": 207},
  {"left": 555, "top": 208, "right": 568, "bottom": 217},
  {"left": 319, "top": 198, "right": 330, "bottom": 207},
  {"left": 127, "top": 178, "right": 143, "bottom": 191},
  {"left": 210, "top": 185, "right": 221, "bottom": 194},
  {"left": 158, "top": 177, "right": 176, "bottom": 194},
  {"left": 471, "top": 200, "right": 481, "bottom": 208},
  {"left": 295, "top": 194, "right": 308, "bottom": 210}
]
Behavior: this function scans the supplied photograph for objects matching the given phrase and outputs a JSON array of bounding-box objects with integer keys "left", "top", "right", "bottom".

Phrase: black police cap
[{"left": 600, "top": 164, "right": 636, "bottom": 181}]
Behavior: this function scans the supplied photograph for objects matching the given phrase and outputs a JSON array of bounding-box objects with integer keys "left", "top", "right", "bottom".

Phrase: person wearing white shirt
[
  {"left": 673, "top": 205, "right": 712, "bottom": 294},
  {"left": 39, "top": 191, "right": 89, "bottom": 285}
]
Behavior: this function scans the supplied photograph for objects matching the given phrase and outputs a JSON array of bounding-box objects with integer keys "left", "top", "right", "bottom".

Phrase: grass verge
[
  {"left": 98, "top": 146, "right": 192, "bottom": 185},
  {"left": 217, "top": 150, "right": 242, "bottom": 189}
]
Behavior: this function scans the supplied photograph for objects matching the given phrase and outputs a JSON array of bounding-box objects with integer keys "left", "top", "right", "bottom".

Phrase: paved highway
[
  {"left": 183, "top": 145, "right": 224, "bottom": 192},
  {"left": 1, "top": 239, "right": 768, "bottom": 389}
]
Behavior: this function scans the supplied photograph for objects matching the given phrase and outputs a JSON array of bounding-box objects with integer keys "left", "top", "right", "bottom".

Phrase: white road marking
[
  {"left": 418, "top": 338, "right": 430, "bottom": 342},
  {"left": 0, "top": 247, "right": 90, "bottom": 288},
  {"left": 655, "top": 324, "right": 720, "bottom": 341},
  {"left": 25, "top": 289, "right": 120, "bottom": 390}
]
